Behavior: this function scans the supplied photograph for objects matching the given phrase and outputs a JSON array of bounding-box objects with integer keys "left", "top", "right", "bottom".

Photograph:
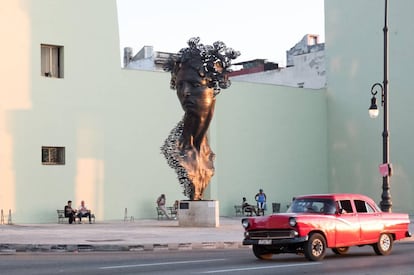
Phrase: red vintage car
[{"left": 242, "top": 193, "right": 411, "bottom": 261}]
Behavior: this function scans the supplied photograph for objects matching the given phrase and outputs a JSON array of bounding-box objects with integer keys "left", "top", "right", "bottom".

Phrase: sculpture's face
[{"left": 175, "top": 64, "right": 215, "bottom": 116}]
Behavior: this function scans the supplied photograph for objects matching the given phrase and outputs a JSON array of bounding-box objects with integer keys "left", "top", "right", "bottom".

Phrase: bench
[
  {"left": 234, "top": 205, "right": 265, "bottom": 216},
  {"left": 57, "top": 209, "right": 95, "bottom": 224},
  {"left": 272, "top": 202, "right": 281, "bottom": 213},
  {"left": 57, "top": 210, "right": 66, "bottom": 223},
  {"left": 124, "top": 208, "right": 134, "bottom": 222},
  {"left": 156, "top": 206, "right": 177, "bottom": 220},
  {"left": 168, "top": 206, "right": 177, "bottom": 219},
  {"left": 234, "top": 205, "right": 243, "bottom": 216},
  {"left": 245, "top": 206, "right": 265, "bottom": 216},
  {"left": 0, "top": 209, "right": 12, "bottom": 225},
  {"left": 234, "top": 205, "right": 265, "bottom": 217}
]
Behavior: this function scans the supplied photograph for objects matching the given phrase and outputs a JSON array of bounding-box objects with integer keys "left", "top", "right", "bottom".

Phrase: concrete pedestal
[{"left": 178, "top": 200, "right": 219, "bottom": 227}]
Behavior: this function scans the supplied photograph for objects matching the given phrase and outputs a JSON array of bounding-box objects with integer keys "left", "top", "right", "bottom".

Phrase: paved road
[{"left": 1, "top": 243, "right": 414, "bottom": 275}]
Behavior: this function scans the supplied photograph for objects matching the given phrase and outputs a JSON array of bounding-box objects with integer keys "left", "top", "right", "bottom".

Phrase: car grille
[{"left": 248, "top": 230, "right": 296, "bottom": 239}]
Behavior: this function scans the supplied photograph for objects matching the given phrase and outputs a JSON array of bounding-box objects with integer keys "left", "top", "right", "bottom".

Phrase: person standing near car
[{"left": 255, "top": 189, "right": 267, "bottom": 215}]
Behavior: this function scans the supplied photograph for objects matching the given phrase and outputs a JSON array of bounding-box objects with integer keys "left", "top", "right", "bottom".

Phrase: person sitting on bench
[
  {"left": 77, "top": 200, "right": 92, "bottom": 224},
  {"left": 242, "top": 197, "right": 258, "bottom": 216},
  {"left": 64, "top": 200, "right": 77, "bottom": 224}
]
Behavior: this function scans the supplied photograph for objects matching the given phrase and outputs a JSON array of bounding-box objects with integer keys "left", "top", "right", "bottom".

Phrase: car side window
[
  {"left": 354, "top": 200, "right": 377, "bottom": 213},
  {"left": 355, "top": 200, "right": 367, "bottom": 213},
  {"left": 322, "top": 200, "right": 336, "bottom": 214},
  {"left": 366, "top": 203, "right": 376, "bottom": 213},
  {"left": 338, "top": 200, "right": 353, "bottom": 213}
]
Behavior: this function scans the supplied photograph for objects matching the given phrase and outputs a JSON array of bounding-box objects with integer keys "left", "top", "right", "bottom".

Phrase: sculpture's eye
[
  {"left": 176, "top": 82, "right": 183, "bottom": 90},
  {"left": 192, "top": 82, "right": 202, "bottom": 88}
]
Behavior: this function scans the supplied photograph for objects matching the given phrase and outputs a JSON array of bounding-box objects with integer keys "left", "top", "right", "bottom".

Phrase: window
[
  {"left": 355, "top": 200, "right": 376, "bottom": 213},
  {"left": 355, "top": 200, "right": 367, "bottom": 213},
  {"left": 42, "top": 146, "right": 65, "bottom": 165},
  {"left": 41, "top": 44, "right": 64, "bottom": 78},
  {"left": 338, "top": 200, "right": 353, "bottom": 213},
  {"left": 288, "top": 198, "right": 333, "bottom": 214}
]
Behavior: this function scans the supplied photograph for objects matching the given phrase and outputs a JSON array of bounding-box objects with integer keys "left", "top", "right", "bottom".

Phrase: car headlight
[
  {"left": 289, "top": 217, "right": 297, "bottom": 227},
  {"left": 241, "top": 218, "right": 250, "bottom": 229}
]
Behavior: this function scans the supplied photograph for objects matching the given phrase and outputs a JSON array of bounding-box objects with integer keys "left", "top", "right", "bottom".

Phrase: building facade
[
  {"left": 0, "top": 0, "right": 412, "bottom": 223},
  {"left": 125, "top": 34, "right": 326, "bottom": 89},
  {"left": 230, "top": 34, "right": 326, "bottom": 89},
  {"left": 325, "top": 0, "right": 414, "bottom": 213}
]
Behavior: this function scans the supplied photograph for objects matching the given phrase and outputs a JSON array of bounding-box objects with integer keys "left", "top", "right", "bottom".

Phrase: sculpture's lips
[{"left": 183, "top": 101, "right": 194, "bottom": 106}]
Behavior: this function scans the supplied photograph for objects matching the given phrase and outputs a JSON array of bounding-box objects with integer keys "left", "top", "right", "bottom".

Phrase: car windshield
[{"left": 287, "top": 198, "right": 336, "bottom": 214}]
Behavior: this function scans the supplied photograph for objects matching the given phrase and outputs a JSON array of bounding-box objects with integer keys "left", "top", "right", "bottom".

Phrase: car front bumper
[{"left": 242, "top": 236, "right": 308, "bottom": 246}]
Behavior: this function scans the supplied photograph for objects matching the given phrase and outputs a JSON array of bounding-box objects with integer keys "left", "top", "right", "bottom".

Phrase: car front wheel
[
  {"left": 304, "top": 233, "right": 327, "bottom": 261},
  {"left": 373, "top": 233, "right": 393, "bottom": 256},
  {"left": 252, "top": 245, "right": 273, "bottom": 260}
]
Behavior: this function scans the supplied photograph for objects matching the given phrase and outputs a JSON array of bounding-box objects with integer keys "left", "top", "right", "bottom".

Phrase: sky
[{"left": 116, "top": 0, "right": 325, "bottom": 66}]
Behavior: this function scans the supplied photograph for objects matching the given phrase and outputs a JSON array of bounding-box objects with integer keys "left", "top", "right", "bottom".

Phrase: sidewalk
[
  {"left": 0, "top": 217, "right": 413, "bottom": 254},
  {"left": 0, "top": 217, "right": 244, "bottom": 253}
]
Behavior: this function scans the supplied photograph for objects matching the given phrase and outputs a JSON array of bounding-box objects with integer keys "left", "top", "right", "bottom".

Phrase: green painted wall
[
  {"left": 213, "top": 83, "right": 328, "bottom": 214},
  {"left": 325, "top": 0, "right": 414, "bottom": 212}
]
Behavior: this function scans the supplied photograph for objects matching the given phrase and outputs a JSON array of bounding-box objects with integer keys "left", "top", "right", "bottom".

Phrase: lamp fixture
[{"left": 369, "top": 82, "right": 382, "bottom": 119}]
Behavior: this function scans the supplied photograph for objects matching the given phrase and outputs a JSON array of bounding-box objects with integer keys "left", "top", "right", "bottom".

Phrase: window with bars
[
  {"left": 42, "top": 146, "right": 65, "bottom": 165},
  {"left": 41, "top": 44, "right": 64, "bottom": 78}
]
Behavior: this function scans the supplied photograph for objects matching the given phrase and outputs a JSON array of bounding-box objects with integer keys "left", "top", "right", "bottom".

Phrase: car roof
[{"left": 294, "top": 193, "right": 375, "bottom": 202}]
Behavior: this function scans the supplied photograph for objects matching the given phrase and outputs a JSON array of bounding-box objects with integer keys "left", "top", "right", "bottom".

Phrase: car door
[
  {"left": 334, "top": 199, "right": 361, "bottom": 247},
  {"left": 355, "top": 199, "right": 383, "bottom": 243}
]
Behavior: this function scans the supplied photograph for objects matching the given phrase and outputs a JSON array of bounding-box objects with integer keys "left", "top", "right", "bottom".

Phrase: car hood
[{"left": 246, "top": 213, "right": 299, "bottom": 229}]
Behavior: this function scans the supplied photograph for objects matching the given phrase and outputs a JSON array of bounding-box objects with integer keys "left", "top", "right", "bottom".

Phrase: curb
[
  {"left": 0, "top": 241, "right": 245, "bottom": 254},
  {"left": 2, "top": 238, "right": 412, "bottom": 254}
]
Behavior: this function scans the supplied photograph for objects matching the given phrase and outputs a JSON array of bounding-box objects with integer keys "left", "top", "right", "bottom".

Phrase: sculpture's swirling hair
[{"left": 164, "top": 37, "right": 240, "bottom": 95}]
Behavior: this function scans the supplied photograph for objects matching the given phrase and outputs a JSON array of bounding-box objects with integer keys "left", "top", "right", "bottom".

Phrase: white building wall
[
  {"left": 125, "top": 35, "right": 326, "bottom": 89},
  {"left": 230, "top": 50, "right": 326, "bottom": 89}
]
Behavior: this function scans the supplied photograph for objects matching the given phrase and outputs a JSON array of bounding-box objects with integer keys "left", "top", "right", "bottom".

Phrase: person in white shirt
[{"left": 77, "top": 200, "right": 92, "bottom": 223}]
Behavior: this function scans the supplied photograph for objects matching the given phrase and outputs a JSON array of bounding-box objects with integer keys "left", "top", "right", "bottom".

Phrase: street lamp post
[{"left": 368, "top": 0, "right": 392, "bottom": 212}]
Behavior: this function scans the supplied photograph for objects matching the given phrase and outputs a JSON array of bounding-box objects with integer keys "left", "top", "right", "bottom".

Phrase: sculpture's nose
[{"left": 183, "top": 83, "right": 191, "bottom": 97}]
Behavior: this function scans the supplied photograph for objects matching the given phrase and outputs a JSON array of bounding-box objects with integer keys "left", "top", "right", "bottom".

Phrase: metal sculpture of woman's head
[{"left": 161, "top": 37, "right": 240, "bottom": 200}]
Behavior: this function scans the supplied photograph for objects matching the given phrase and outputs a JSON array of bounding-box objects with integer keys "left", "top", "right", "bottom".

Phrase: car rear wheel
[
  {"left": 252, "top": 245, "right": 273, "bottom": 260},
  {"left": 373, "top": 233, "right": 393, "bottom": 256},
  {"left": 332, "top": 247, "right": 349, "bottom": 255},
  {"left": 304, "top": 233, "right": 327, "bottom": 261}
]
